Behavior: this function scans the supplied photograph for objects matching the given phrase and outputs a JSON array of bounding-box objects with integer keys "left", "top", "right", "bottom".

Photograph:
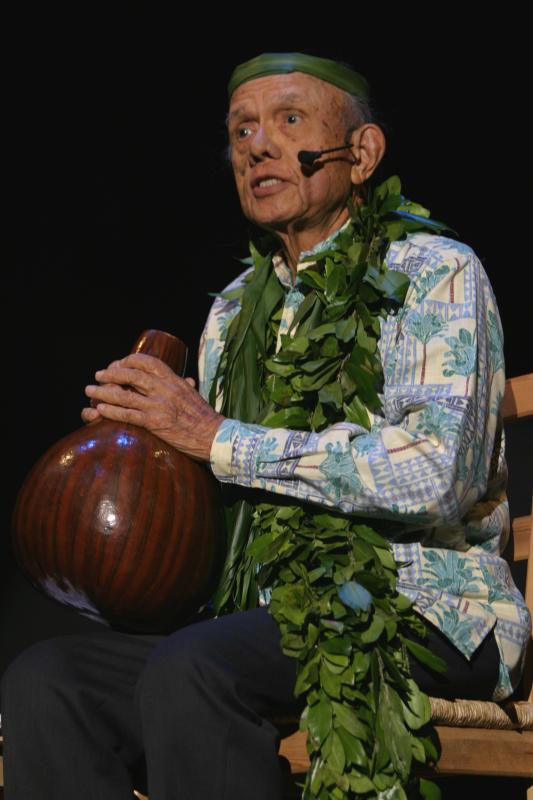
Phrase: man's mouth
[
  {"left": 251, "top": 176, "right": 289, "bottom": 197},
  {"left": 256, "top": 177, "right": 284, "bottom": 187}
]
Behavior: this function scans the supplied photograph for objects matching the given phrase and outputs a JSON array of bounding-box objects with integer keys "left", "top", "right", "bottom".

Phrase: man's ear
[{"left": 348, "top": 124, "right": 386, "bottom": 188}]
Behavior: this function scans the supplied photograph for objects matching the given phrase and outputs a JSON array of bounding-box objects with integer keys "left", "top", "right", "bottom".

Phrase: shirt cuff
[{"left": 209, "top": 417, "right": 272, "bottom": 483}]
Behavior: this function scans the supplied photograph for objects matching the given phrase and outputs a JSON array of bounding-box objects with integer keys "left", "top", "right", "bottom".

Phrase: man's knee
[
  {"left": 135, "top": 624, "right": 219, "bottom": 717},
  {"left": 1, "top": 638, "right": 74, "bottom": 721}
]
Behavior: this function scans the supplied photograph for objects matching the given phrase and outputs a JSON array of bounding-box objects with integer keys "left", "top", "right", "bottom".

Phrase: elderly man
[{"left": 1, "top": 52, "right": 530, "bottom": 799}]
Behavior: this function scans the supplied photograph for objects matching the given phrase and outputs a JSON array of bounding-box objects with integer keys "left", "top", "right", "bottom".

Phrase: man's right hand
[{"left": 82, "top": 376, "right": 197, "bottom": 423}]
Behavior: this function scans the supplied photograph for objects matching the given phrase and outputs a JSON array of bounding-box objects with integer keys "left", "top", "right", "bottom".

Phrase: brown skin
[
  {"left": 82, "top": 356, "right": 223, "bottom": 463},
  {"left": 227, "top": 72, "right": 386, "bottom": 277},
  {"left": 82, "top": 71, "right": 386, "bottom": 462}
]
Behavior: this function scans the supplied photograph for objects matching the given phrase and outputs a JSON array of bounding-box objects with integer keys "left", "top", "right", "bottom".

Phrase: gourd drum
[{"left": 11, "top": 330, "right": 224, "bottom": 633}]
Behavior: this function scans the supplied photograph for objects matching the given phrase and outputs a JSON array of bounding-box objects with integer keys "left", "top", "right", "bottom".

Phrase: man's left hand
[{"left": 82, "top": 353, "right": 225, "bottom": 463}]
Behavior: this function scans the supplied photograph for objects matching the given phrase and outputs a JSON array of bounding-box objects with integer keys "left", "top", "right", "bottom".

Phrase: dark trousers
[{"left": 0, "top": 606, "right": 501, "bottom": 800}]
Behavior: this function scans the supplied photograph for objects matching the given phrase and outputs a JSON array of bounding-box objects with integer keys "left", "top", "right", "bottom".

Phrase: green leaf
[
  {"left": 270, "top": 584, "right": 310, "bottom": 626},
  {"left": 349, "top": 774, "right": 375, "bottom": 793},
  {"left": 403, "top": 639, "right": 448, "bottom": 674},
  {"left": 308, "top": 696, "right": 333, "bottom": 745},
  {"left": 335, "top": 314, "right": 357, "bottom": 342},
  {"left": 335, "top": 725, "right": 367, "bottom": 767},
  {"left": 370, "top": 650, "right": 381, "bottom": 712},
  {"left": 309, "top": 755, "right": 326, "bottom": 794},
  {"left": 283, "top": 334, "right": 310, "bottom": 353},
  {"left": 380, "top": 268, "right": 411, "bottom": 302},
  {"left": 401, "top": 678, "right": 431, "bottom": 730},
  {"left": 392, "top": 209, "right": 457, "bottom": 237},
  {"left": 410, "top": 733, "right": 426, "bottom": 762},
  {"left": 320, "top": 636, "right": 353, "bottom": 656},
  {"left": 320, "top": 662, "right": 343, "bottom": 699},
  {"left": 342, "top": 394, "right": 371, "bottom": 428},
  {"left": 320, "top": 335, "right": 341, "bottom": 358},
  {"left": 259, "top": 406, "right": 309, "bottom": 428},
  {"left": 354, "top": 524, "right": 390, "bottom": 548},
  {"left": 268, "top": 375, "right": 298, "bottom": 406},
  {"left": 276, "top": 505, "right": 300, "bottom": 520},
  {"left": 246, "top": 533, "right": 290, "bottom": 564},
  {"left": 206, "top": 286, "right": 244, "bottom": 300},
  {"left": 352, "top": 651, "right": 370, "bottom": 676},
  {"left": 345, "top": 355, "right": 380, "bottom": 403},
  {"left": 288, "top": 291, "right": 323, "bottom": 337},
  {"left": 308, "top": 322, "right": 337, "bottom": 340},
  {"left": 376, "top": 174, "right": 402, "bottom": 201},
  {"left": 419, "top": 777, "right": 442, "bottom": 800},
  {"left": 264, "top": 357, "right": 294, "bottom": 377},
  {"left": 323, "top": 652, "right": 350, "bottom": 668},
  {"left": 375, "top": 547, "right": 397, "bottom": 570},
  {"left": 419, "top": 733, "right": 440, "bottom": 763},
  {"left": 327, "top": 728, "right": 346, "bottom": 774},
  {"left": 360, "top": 614, "right": 385, "bottom": 643},
  {"left": 295, "top": 656, "right": 320, "bottom": 696},
  {"left": 308, "top": 566, "right": 327, "bottom": 584},
  {"left": 377, "top": 783, "right": 408, "bottom": 799},
  {"left": 378, "top": 646, "right": 406, "bottom": 686},
  {"left": 301, "top": 357, "right": 331, "bottom": 374},
  {"left": 357, "top": 319, "right": 377, "bottom": 353},
  {"left": 311, "top": 402, "right": 327, "bottom": 430},
  {"left": 318, "top": 381, "right": 343, "bottom": 409},
  {"left": 324, "top": 259, "right": 343, "bottom": 303},
  {"left": 298, "top": 269, "right": 325, "bottom": 290},
  {"left": 376, "top": 682, "right": 412, "bottom": 782},
  {"left": 397, "top": 198, "right": 431, "bottom": 219},
  {"left": 313, "top": 513, "right": 349, "bottom": 530},
  {"left": 299, "top": 360, "right": 340, "bottom": 390},
  {"left": 331, "top": 701, "right": 369, "bottom": 740}
]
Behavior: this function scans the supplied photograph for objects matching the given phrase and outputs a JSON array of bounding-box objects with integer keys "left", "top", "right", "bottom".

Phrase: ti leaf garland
[{"left": 208, "top": 175, "right": 457, "bottom": 798}]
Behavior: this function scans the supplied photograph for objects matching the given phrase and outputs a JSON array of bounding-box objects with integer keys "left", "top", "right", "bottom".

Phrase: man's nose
[{"left": 248, "top": 125, "right": 281, "bottom": 160}]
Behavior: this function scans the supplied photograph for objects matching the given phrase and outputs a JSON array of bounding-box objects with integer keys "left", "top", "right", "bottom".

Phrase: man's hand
[{"left": 82, "top": 353, "right": 225, "bottom": 463}]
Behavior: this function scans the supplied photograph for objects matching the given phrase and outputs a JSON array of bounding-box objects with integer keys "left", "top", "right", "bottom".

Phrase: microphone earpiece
[
  {"left": 297, "top": 143, "right": 352, "bottom": 166},
  {"left": 298, "top": 150, "right": 322, "bottom": 166}
]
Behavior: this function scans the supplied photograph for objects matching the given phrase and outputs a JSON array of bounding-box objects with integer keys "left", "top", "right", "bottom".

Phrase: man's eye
[
  {"left": 286, "top": 113, "right": 300, "bottom": 124},
  {"left": 236, "top": 126, "right": 252, "bottom": 139}
]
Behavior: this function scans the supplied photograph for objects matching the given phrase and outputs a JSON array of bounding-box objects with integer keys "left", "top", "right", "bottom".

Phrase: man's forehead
[{"left": 227, "top": 73, "right": 341, "bottom": 121}]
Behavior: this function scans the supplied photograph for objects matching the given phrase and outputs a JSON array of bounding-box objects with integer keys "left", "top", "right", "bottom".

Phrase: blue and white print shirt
[{"left": 198, "top": 218, "right": 531, "bottom": 702}]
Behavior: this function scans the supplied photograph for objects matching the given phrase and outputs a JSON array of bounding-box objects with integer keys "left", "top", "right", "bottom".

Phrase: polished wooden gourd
[{"left": 11, "top": 330, "right": 224, "bottom": 633}]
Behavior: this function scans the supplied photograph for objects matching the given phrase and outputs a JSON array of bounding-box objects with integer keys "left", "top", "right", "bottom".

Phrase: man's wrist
[
  {"left": 202, "top": 414, "right": 226, "bottom": 463},
  {"left": 209, "top": 418, "right": 237, "bottom": 477},
  {"left": 208, "top": 418, "right": 275, "bottom": 483}
]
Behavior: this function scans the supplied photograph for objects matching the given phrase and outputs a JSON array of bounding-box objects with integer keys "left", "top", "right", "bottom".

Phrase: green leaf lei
[{"left": 208, "top": 175, "right": 458, "bottom": 799}]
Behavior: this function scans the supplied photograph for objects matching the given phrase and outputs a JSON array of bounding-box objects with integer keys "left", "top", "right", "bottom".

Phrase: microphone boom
[{"left": 298, "top": 143, "right": 352, "bottom": 166}]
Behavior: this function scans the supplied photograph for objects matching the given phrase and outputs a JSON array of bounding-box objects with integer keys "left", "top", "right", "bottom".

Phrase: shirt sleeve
[{"left": 208, "top": 239, "right": 506, "bottom": 530}]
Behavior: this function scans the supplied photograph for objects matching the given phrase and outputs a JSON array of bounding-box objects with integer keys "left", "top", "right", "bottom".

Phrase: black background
[{"left": 2, "top": 11, "right": 530, "bottom": 680}]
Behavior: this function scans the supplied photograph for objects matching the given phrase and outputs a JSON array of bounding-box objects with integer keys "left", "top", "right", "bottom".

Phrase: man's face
[{"left": 226, "top": 72, "right": 355, "bottom": 233}]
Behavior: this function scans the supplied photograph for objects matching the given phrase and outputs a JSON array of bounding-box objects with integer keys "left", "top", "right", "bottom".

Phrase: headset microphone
[{"left": 297, "top": 144, "right": 353, "bottom": 166}]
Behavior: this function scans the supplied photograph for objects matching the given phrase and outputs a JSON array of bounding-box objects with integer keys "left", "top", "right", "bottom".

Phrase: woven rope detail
[
  {"left": 429, "top": 696, "right": 533, "bottom": 730},
  {"left": 504, "top": 700, "right": 533, "bottom": 730},
  {"left": 270, "top": 699, "right": 533, "bottom": 732}
]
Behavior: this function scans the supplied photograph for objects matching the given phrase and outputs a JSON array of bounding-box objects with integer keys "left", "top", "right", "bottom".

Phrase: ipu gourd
[{"left": 11, "top": 330, "right": 224, "bottom": 633}]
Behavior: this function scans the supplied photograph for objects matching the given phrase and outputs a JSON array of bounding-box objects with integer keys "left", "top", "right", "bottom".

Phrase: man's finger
[
  {"left": 94, "top": 366, "right": 154, "bottom": 395},
  {"left": 116, "top": 353, "right": 170, "bottom": 377},
  {"left": 92, "top": 403, "right": 145, "bottom": 426},
  {"left": 85, "top": 383, "right": 151, "bottom": 410},
  {"left": 81, "top": 407, "right": 101, "bottom": 423}
]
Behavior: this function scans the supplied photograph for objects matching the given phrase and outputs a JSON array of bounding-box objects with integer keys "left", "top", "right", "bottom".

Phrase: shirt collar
[{"left": 271, "top": 216, "right": 352, "bottom": 289}]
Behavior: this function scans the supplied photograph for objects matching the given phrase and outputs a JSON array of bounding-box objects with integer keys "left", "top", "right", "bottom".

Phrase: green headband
[{"left": 227, "top": 52, "right": 370, "bottom": 102}]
